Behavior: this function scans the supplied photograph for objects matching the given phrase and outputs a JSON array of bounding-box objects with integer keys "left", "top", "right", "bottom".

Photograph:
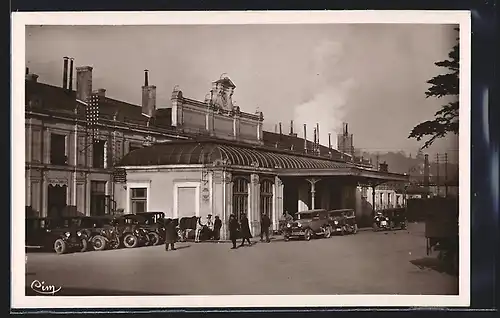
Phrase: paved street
[{"left": 25, "top": 223, "right": 458, "bottom": 296}]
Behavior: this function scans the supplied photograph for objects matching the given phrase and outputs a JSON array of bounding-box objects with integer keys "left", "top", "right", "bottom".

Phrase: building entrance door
[{"left": 47, "top": 184, "right": 67, "bottom": 218}]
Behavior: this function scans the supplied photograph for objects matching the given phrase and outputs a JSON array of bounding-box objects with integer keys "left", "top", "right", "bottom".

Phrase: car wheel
[
  {"left": 304, "top": 229, "right": 312, "bottom": 241},
  {"left": 340, "top": 226, "right": 346, "bottom": 236},
  {"left": 123, "top": 233, "right": 139, "bottom": 248},
  {"left": 353, "top": 224, "right": 358, "bottom": 234},
  {"left": 402, "top": 220, "right": 408, "bottom": 230},
  {"left": 284, "top": 235, "right": 290, "bottom": 241},
  {"left": 80, "top": 238, "right": 89, "bottom": 252},
  {"left": 324, "top": 226, "right": 332, "bottom": 238},
  {"left": 389, "top": 221, "right": 395, "bottom": 231},
  {"left": 54, "top": 239, "right": 67, "bottom": 255},
  {"left": 92, "top": 235, "right": 108, "bottom": 251},
  {"left": 372, "top": 222, "right": 378, "bottom": 232},
  {"left": 149, "top": 232, "right": 161, "bottom": 246}
]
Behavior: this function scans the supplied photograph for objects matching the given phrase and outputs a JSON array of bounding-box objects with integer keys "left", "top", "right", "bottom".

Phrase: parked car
[
  {"left": 372, "top": 212, "right": 390, "bottom": 231},
  {"left": 283, "top": 209, "right": 332, "bottom": 241},
  {"left": 25, "top": 217, "right": 88, "bottom": 255},
  {"left": 386, "top": 208, "right": 408, "bottom": 230},
  {"left": 75, "top": 216, "right": 121, "bottom": 251},
  {"left": 327, "top": 209, "right": 358, "bottom": 235},
  {"left": 113, "top": 214, "right": 152, "bottom": 248},
  {"left": 133, "top": 211, "right": 166, "bottom": 245}
]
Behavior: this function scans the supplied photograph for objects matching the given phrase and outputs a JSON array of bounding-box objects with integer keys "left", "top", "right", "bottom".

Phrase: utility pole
[
  {"left": 436, "top": 153, "right": 440, "bottom": 197},
  {"left": 445, "top": 153, "right": 448, "bottom": 197}
]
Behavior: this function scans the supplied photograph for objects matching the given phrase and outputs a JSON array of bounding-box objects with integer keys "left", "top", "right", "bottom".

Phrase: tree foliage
[{"left": 408, "top": 31, "right": 459, "bottom": 149}]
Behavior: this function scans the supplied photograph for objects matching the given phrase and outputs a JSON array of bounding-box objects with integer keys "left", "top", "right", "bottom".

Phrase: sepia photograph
[{"left": 12, "top": 11, "right": 470, "bottom": 309}]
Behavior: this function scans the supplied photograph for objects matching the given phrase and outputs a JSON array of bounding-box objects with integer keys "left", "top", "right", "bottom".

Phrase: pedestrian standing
[
  {"left": 206, "top": 214, "right": 214, "bottom": 239},
  {"left": 213, "top": 215, "right": 222, "bottom": 241},
  {"left": 195, "top": 216, "right": 204, "bottom": 243},
  {"left": 260, "top": 212, "right": 271, "bottom": 243},
  {"left": 228, "top": 214, "right": 240, "bottom": 249},
  {"left": 164, "top": 218, "right": 177, "bottom": 251},
  {"left": 239, "top": 213, "right": 253, "bottom": 247}
]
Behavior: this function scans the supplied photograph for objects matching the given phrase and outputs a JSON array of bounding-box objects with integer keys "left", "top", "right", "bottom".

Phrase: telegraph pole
[
  {"left": 445, "top": 153, "right": 448, "bottom": 197},
  {"left": 436, "top": 153, "right": 440, "bottom": 197}
]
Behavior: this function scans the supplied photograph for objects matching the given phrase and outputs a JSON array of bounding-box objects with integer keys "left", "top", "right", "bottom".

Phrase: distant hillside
[{"left": 360, "top": 151, "right": 458, "bottom": 180}]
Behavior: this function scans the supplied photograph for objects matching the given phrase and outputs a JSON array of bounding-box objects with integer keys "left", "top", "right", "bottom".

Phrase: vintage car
[
  {"left": 133, "top": 211, "right": 166, "bottom": 245},
  {"left": 372, "top": 212, "right": 391, "bottom": 231},
  {"left": 327, "top": 209, "right": 358, "bottom": 235},
  {"left": 386, "top": 208, "right": 408, "bottom": 230},
  {"left": 113, "top": 214, "right": 152, "bottom": 248},
  {"left": 283, "top": 209, "right": 332, "bottom": 241},
  {"left": 25, "top": 217, "right": 88, "bottom": 255},
  {"left": 75, "top": 216, "right": 121, "bottom": 251}
]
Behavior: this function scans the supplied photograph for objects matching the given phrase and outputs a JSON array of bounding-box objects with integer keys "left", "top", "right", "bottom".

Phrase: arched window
[
  {"left": 260, "top": 179, "right": 273, "bottom": 221},
  {"left": 233, "top": 177, "right": 249, "bottom": 222}
]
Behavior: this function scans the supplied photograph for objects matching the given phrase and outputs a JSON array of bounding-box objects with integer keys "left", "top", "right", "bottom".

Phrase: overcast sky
[{"left": 25, "top": 24, "right": 459, "bottom": 162}]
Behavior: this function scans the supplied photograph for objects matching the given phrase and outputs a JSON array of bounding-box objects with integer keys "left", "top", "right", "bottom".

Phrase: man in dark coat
[
  {"left": 239, "top": 213, "right": 253, "bottom": 247},
  {"left": 260, "top": 212, "right": 271, "bottom": 243},
  {"left": 213, "top": 215, "right": 222, "bottom": 241},
  {"left": 228, "top": 214, "right": 240, "bottom": 249},
  {"left": 164, "top": 218, "right": 177, "bottom": 251}
]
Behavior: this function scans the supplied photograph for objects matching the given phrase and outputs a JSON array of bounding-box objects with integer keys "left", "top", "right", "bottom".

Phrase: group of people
[
  {"left": 164, "top": 211, "right": 276, "bottom": 251},
  {"left": 228, "top": 212, "right": 272, "bottom": 249}
]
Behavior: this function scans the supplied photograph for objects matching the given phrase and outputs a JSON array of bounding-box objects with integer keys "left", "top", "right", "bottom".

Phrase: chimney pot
[
  {"left": 142, "top": 70, "right": 156, "bottom": 117},
  {"left": 144, "top": 69, "right": 149, "bottom": 87},
  {"left": 68, "top": 58, "right": 74, "bottom": 91},
  {"left": 93, "top": 88, "right": 106, "bottom": 97},
  {"left": 290, "top": 120, "right": 294, "bottom": 135},
  {"left": 279, "top": 122, "right": 282, "bottom": 135},
  {"left": 63, "top": 57, "right": 69, "bottom": 90}
]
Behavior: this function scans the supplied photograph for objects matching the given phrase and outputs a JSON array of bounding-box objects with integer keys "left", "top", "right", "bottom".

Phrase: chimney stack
[
  {"left": 76, "top": 66, "right": 93, "bottom": 102},
  {"left": 63, "top": 57, "right": 69, "bottom": 90},
  {"left": 303, "top": 124, "right": 307, "bottom": 153},
  {"left": 290, "top": 120, "right": 294, "bottom": 135},
  {"left": 279, "top": 122, "right": 282, "bottom": 135},
  {"left": 68, "top": 58, "right": 74, "bottom": 92},
  {"left": 313, "top": 128, "right": 317, "bottom": 147},
  {"left": 274, "top": 124, "right": 278, "bottom": 133},
  {"left": 328, "top": 133, "right": 332, "bottom": 149},
  {"left": 316, "top": 123, "right": 320, "bottom": 146},
  {"left": 142, "top": 69, "right": 157, "bottom": 117}
]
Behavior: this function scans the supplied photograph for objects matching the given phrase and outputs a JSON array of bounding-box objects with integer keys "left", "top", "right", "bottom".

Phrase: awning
[{"left": 117, "top": 139, "right": 408, "bottom": 183}]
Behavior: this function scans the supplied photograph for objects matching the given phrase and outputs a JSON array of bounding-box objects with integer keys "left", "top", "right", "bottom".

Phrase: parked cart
[{"left": 424, "top": 198, "right": 459, "bottom": 274}]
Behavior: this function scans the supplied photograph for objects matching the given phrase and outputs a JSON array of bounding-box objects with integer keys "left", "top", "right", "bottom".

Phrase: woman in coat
[
  {"left": 228, "top": 214, "right": 240, "bottom": 249},
  {"left": 164, "top": 218, "right": 177, "bottom": 251},
  {"left": 239, "top": 213, "right": 253, "bottom": 247}
]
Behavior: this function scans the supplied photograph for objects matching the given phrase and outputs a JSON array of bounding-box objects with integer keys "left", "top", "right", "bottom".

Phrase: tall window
[
  {"left": 90, "top": 181, "right": 107, "bottom": 216},
  {"left": 93, "top": 140, "right": 106, "bottom": 168},
  {"left": 260, "top": 179, "right": 273, "bottom": 221},
  {"left": 233, "top": 177, "right": 248, "bottom": 222},
  {"left": 379, "top": 192, "right": 384, "bottom": 210},
  {"left": 50, "top": 133, "right": 67, "bottom": 165},
  {"left": 130, "top": 188, "right": 147, "bottom": 213},
  {"left": 388, "top": 193, "right": 392, "bottom": 208}
]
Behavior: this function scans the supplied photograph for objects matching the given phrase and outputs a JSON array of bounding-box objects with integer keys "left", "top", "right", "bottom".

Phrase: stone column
[
  {"left": 41, "top": 171, "right": 47, "bottom": 217},
  {"left": 249, "top": 173, "right": 260, "bottom": 236},
  {"left": 371, "top": 184, "right": 377, "bottom": 217},
  {"left": 221, "top": 170, "right": 232, "bottom": 240},
  {"left": 273, "top": 176, "right": 284, "bottom": 231},
  {"left": 306, "top": 178, "right": 320, "bottom": 209}
]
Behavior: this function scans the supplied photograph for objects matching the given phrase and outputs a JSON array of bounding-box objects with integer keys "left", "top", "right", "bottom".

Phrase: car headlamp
[
  {"left": 334, "top": 220, "right": 339, "bottom": 225},
  {"left": 64, "top": 232, "right": 70, "bottom": 237},
  {"left": 76, "top": 231, "right": 82, "bottom": 237},
  {"left": 297, "top": 223, "right": 302, "bottom": 227},
  {"left": 286, "top": 223, "right": 291, "bottom": 228}
]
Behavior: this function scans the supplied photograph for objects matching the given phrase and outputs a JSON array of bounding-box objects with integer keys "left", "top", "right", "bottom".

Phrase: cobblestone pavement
[{"left": 25, "top": 222, "right": 458, "bottom": 295}]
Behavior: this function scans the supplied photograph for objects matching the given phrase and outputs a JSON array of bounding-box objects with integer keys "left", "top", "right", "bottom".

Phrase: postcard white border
[{"left": 11, "top": 10, "right": 471, "bottom": 309}]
